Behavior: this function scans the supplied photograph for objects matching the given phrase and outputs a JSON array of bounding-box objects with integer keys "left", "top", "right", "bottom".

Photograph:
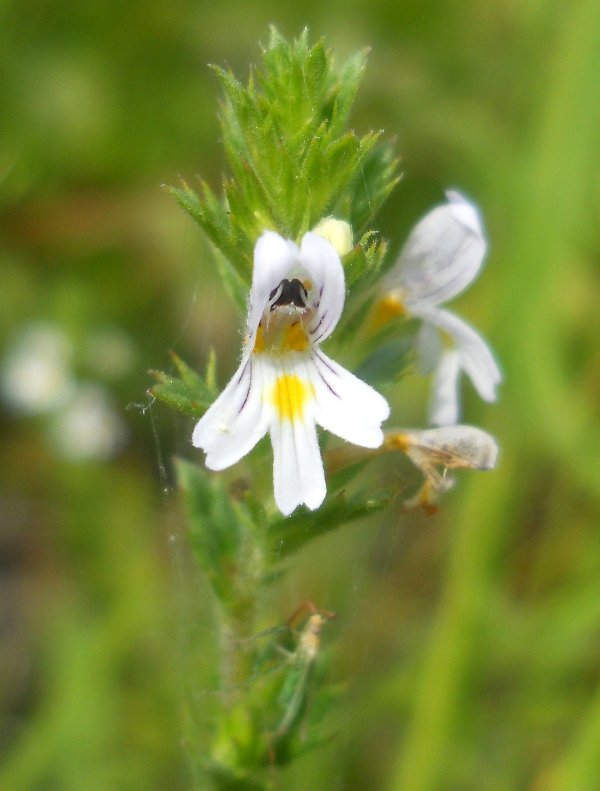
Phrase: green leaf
[
  {"left": 150, "top": 351, "right": 217, "bottom": 416},
  {"left": 267, "top": 490, "right": 390, "bottom": 560},
  {"left": 343, "top": 231, "right": 388, "bottom": 287},
  {"left": 176, "top": 459, "right": 249, "bottom": 606},
  {"left": 329, "top": 49, "right": 368, "bottom": 134},
  {"left": 346, "top": 140, "right": 402, "bottom": 234},
  {"left": 169, "top": 28, "right": 399, "bottom": 278},
  {"left": 354, "top": 334, "right": 416, "bottom": 386}
]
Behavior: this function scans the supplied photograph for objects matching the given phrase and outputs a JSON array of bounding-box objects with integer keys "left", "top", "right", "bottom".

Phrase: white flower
[
  {"left": 48, "top": 384, "right": 127, "bottom": 461},
  {"left": 0, "top": 322, "right": 75, "bottom": 414},
  {"left": 385, "top": 424, "right": 499, "bottom": 511},
  {"left": 193, "top": 230, "right": 390, "bottom": 515},
  {"left": 379, "top": 191, "right": 501, "bottom": 426}
]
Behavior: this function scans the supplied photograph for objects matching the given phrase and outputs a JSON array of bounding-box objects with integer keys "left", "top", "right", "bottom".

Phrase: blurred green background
[{"left": 2, "top": 1, "right": 600, "bottom": 789}]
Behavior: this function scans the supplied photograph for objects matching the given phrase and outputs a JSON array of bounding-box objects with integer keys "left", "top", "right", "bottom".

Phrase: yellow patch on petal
[
  {"left": 254, "top": 321, "right": 309, "bottom": 353},
  {"left": 253, "top": 325, "right": 266, "bottom": 352},
  {"left": 272, "top": 374, "right": 314, "bottom": 422},
  {"left": 281, "top": 322, "right": 309, "bottom": 352},
  {"left": 368, "top": 293, "right": 406, "bottom": 334}
]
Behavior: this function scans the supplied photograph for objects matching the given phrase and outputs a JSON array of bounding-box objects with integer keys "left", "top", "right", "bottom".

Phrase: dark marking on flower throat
[{"left": 269, "top": 279, "right": 308, "bottom": 310}]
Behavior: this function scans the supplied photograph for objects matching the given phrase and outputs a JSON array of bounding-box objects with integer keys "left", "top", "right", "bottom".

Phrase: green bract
[{"left": 167, "top": 27, "right": 399, "bottom": 287}]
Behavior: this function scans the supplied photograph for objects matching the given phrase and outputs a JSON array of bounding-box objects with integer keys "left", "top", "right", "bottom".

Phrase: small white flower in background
[
  {"left": 0, "top": 323, "right": 75, "bottom": 414},
  {"left": 49, "top": 384, "right": 127, "bottom": 461},
  {"left": 193, "top": 230, "right": 390, "bottom": 516},
  {"left": 384, "top": 424, "right": 499, "bottom": 511},
  {"left": 378, "top": 191, "right": 501, "bottom": 426}
]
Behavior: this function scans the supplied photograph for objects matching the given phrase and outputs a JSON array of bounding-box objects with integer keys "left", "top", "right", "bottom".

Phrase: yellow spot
[
  {"left": 281, "top": 322, "right": 309, "bottom": 351},
  {"left": 272, "top": 374, "right": 314, "bottom": 421},
  {"left": 254, "top": 321, "right": 309, "bottom": 353},
  {"left": 369, "top": 294, "right": 406, "bottom": 334},
  {"left": 384, "top": 433, "right": 411, "bottom": 452},
  {"left": 253, "top": 324, "right": 265, "bottom": 352}
]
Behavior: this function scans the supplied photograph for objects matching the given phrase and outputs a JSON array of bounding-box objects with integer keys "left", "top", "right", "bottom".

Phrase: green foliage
[
  {"left": 173, "top": 451, "right": 340, "bottom": 786},
  {"left": 176, "top": 458, "right": 250, "bottom": 606},
  {"left": 168, "top": 27, "right": 400, "bottom": 287},
  {"left": 354, "top": 333, "right": 416, "bottom": 386},
  {"left": 176, "top": 451, "right": 388, "bottom": 587},
  {"left": 6, "top": 3, "right": 600, "bottom": 790},
  {"left": 203, "top": 609, "right": 336, "bottom": 788},
  {"left": 344, "top": 231, "right": 389, "bottom": 287},
  {"left": 150, "top": 351, "right": 218, "bottom": 416},
  {"left": 267, "top": 489, "right": 390, "bottom": 560},
  {"left": 176, "top": 423, "right": 388, "bottom": 787}
]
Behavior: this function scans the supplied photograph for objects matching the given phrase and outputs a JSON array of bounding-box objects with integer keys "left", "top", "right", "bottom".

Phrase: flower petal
[
  {"left": 270, "top": 397, "right": 326, "bottom": 516},
  {"left": 429, "top": 349, "right": 461, "bottom": 426},
  {"left": 192, "top": 355, "right": 272, "bottom": 470},
  {"left": 299, "top": 232, "right": 346, "bottom": 344},
  {"left": 246, "top": 231, "right": 299, "bottom": 346},
  {"left": 415, "top": 321, "right": 442, "bottom": 376},
  {"left": 311, "top": 351, "right": 390, "bottom": 448},
  {"left": 416, "top": 306, "right": 501, "bottom": 402},
  {"left": 400, "top": 424, "right": 499, "bottom": 471},
  {"left": 385, "top": 191, "right": 486, "bottom": 308}
]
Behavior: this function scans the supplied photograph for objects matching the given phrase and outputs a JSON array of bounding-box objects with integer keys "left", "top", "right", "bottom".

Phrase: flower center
[
  {"left": 269, "top": 278, "right": 308, "bottom": 309},
  {"left": 271, "top": 374, "right": 314, "bottom": 421},
  {"left": 253, "top": 278, "right": 314, "bottom": 354}
]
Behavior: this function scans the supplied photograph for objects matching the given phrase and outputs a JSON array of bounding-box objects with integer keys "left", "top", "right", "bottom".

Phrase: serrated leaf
[
  {"left": 329, "top": 49, "right": 368, "bottom": 133},
  {"left": 176, "top": 459, "right": 249, "bottom": 605},
  {"left": 150, "top": 352, "right": 217, "bottom": 416},
  {"left": 267, "top": 490, "right": 390, "bottom": 560},
  {"left": 343, "top": 233, "right": 386, "bottom": 287},
  {"left": 169, "top": 28, "right": 400, "bottom": 265},
  {"left": 347, "top": 141, "right": 402, "bottom": 233}
]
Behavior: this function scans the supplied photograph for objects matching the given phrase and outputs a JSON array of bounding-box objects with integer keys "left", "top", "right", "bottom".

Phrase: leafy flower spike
[
  {"left": 193, "top": 230, "right": 390, "bottom": 515},
  {"left": 379, "top": 191, "right": 501, "bottom": 426}
]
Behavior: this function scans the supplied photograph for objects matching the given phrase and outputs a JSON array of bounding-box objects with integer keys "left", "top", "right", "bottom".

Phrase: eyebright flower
[
  {"left": 192, "top": 230, "right": 390, "bottom": 516},
  {"left": 385, "top": 424, "right": 499, "bottom": 512},
  {"left": 1, "top": 322, "right": 75, "bottom": 414},
  {"left": 376, "top": 191, "right": 501, "bottom": 426}
]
